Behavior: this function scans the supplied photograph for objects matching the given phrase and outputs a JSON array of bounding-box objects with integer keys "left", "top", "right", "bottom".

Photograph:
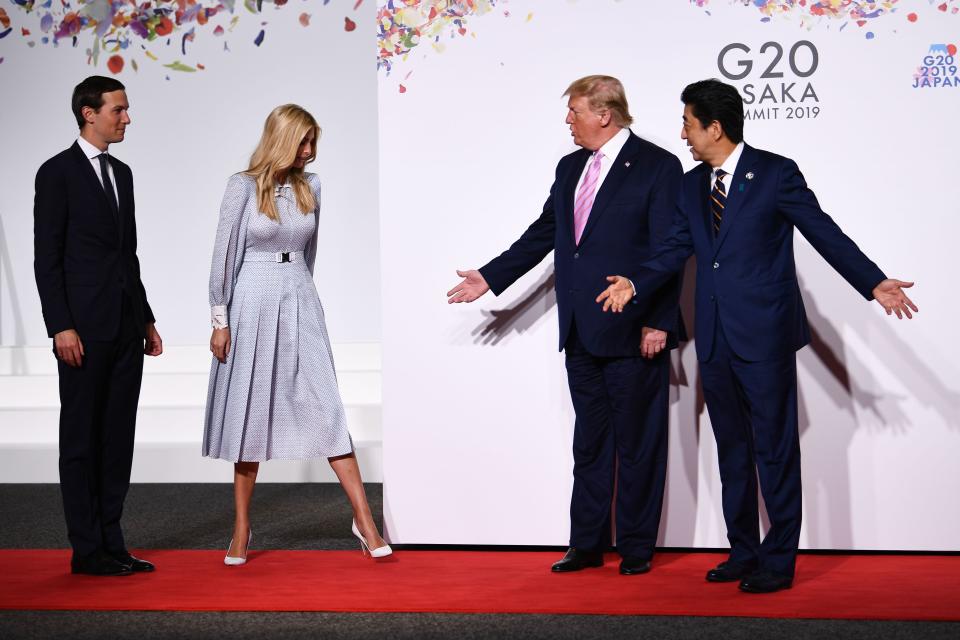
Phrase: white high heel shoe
[
  {"left": 351, "top": 519, "right": 393, "bottom": 558},
  {"left": 224, "top": 529, "right": 252, "bottom": 566}
]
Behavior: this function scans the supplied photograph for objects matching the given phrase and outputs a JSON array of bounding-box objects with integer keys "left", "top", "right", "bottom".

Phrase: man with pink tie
[{"left": 447, "top": 76, "right": 684, "bottom": 574}]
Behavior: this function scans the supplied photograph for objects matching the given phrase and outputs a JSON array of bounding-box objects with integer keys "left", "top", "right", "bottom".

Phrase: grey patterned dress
[{"left": 202, "top": 173, "right": 353, "bottom": 462}]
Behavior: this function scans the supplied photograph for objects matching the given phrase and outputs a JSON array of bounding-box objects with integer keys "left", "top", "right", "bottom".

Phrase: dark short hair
[
  {"left": 71, "top": 76, "right": 126, "bottom": 129},
  {"left": 680, "top": 79, "right": 744, "bottom": 144}
]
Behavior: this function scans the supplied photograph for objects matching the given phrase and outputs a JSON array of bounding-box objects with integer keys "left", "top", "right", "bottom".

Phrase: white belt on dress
[{"left": 244, "top": 251, "right": 304, "bottom": 263}]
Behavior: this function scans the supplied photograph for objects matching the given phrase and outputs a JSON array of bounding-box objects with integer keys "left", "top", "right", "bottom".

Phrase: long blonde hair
[{"left": 245, "top": 104, "right": 321, "bottom": 221}]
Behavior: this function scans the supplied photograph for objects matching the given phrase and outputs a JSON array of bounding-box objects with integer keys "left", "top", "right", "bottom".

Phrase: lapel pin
[
  {"left": 745, "top": 172, "right": 754, "bottom": 180},
  {"left": 625, "top": 161, "right": 631, "bottom": 167}
]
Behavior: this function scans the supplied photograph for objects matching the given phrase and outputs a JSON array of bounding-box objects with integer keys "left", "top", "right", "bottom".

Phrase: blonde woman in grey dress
[{"left": 204, "top": 104, "right": 390, "bottom": 564}]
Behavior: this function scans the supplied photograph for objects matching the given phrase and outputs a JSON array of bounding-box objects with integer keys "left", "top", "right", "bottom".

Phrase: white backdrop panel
[
  {"left": 379, "top": 0, "right": 960, "bottom": 549},
  {"left": 0, "top": 1, "right": 381, "bottom": 482},
  {"left": 0, "top": 0, "right": 380, "bottom": 347}
]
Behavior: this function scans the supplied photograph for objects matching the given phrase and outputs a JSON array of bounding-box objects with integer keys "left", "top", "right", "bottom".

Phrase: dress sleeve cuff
[{"left": 211, "top": 305, "right": 228, "bottom": 329}]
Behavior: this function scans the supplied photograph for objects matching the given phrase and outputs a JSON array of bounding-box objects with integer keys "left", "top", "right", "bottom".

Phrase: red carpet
[{"left": 0, "top": 550, "right": 957, "bottom": 620}]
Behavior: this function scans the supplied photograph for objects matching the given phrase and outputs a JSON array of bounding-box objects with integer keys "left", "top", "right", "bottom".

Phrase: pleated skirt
[{"left": 202, "top": 260, "right": 353, "bottom": 462}]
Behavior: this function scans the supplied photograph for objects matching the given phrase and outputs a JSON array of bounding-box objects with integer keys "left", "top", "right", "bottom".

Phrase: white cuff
[
  {"left": 211, "top": 305, "right": 228, "bottom": 329},
  {"left": 629, "top": 279, "right": 637, "bottom": 298}
]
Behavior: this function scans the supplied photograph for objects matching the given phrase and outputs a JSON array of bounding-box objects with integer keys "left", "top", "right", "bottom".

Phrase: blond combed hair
[
  {"left": 245, "top": 104, "right": 321, "bottom": 221},
  {"left": 563, "top": 75, "right": 634, "bottom": 128}
]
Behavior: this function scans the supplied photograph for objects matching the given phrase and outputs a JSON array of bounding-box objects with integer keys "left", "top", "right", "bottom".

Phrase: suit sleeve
[
  {"left": 627, "top": 178, "right": 695, "bottom": 304},
  {"left": 33, "top": 161, "right": 74, "bottom": 337},
  {"left": 478, "top": 185, "right": 558, "bottom": 296},
  {"left": 638, "top": 155, "right": 684, "bottom": 332},
  {"left": 127, "top": 169, "right": 156, "bottom": 324},
  {"left": 776, "top": 159, "right": 886, "bottom": 300}
]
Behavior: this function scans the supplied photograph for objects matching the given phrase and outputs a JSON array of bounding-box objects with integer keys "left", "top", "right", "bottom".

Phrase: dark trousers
[
  {"left": 57, "top": 297, "right": 143, "bottom": 559},
  {"left": 563, "top": 327, "right": 670, "bottom": 560},
  {"left": 699, "top": 321, "right": 802, "bottom": 577}
]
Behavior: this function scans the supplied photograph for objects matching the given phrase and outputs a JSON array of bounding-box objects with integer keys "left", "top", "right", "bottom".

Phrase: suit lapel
[
  {"left": 693, "top": 164, "right": 712, "bottom": 244},
  {"left": 577, "top": 132, "right": 639, "bottom": 246},
  {"left": 713, "top": 144, "right": 758, "bottom": 255},
  {"left": 70, "top": 142, "right": 110, "bottom": 208},
  {"left": 563, "top": 149, "right": 590, "bottom": 241},
  {"left": 70, "top": 142, "right": 121, "bottom": 237},
  {"left": 109, "top": 156, "right": 127, "bottom": 245}
]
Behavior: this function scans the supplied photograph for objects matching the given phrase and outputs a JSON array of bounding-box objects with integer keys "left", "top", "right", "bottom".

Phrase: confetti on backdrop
[
  {"left": 0, "top": 0, "right": 362, "bottom": 75},
  {"left": 377, "top": 0, "right": 506, "bottom": 74},
  {"left": 2, "top": 1, "right": 959, "bottom": 77},
  {"left": 691, "top": 0, "right": 960, "bottom": 23}
]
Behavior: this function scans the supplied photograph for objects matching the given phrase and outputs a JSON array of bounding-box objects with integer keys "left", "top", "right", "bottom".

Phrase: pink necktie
[{"left": 573, "top": 150, "right": 604, "bottom": 244}]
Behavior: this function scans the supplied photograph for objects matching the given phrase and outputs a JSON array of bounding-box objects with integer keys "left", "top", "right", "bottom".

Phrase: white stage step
[{"left": 0, "top": 344, "right": 382, "bottom": 483}]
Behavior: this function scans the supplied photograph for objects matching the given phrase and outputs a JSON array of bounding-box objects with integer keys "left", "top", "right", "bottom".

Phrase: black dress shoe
[
  {"left": 706, "top": 561, "right": 756, "bottom": 583},
  {"left": 618, "top": 557, "right": 651, "bottom": 575},
  {"left": 71, "top": 552, "right": 133, "bottom": 576},
  {"left": 551, "top": 548, "right": 603, "bottom": 573},
  {"left": 111, "top": 553, "right": 155, "bottom": 573},
  {"left": 739, "top": 569, "right": 793, "bottom": 593}
]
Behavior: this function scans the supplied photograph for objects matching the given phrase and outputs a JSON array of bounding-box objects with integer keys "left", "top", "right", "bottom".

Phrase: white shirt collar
[
  {"left": 77, "top": 135, "right": 108, "bottom": 160},
  {"left": 714, "top": 141, "right": 744, "bottom": 178},
  {"left": 594, "top": 127, "right": 630, "bottom": 161}
]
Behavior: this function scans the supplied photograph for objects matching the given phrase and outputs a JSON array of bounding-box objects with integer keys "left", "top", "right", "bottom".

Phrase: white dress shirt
[
  {"left": 710, "top": 141, "right": 745, "bottom": 195},
  {"left": 574, "top": 127, "right": 631, "bottom": 196},
  {"left": 76, "top": 135, "right": 119, "bottom": 203}
]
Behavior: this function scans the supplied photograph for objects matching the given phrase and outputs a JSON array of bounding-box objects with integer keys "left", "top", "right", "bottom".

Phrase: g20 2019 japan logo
[
  {"left": 717, "top": 41, "right": 820, "bottom": 121},
  {"left": 914, "top": 45, "right": 960, "bottom": 88}
]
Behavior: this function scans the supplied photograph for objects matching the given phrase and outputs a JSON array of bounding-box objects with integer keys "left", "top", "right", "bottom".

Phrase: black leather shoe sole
[
  {"left": 71, "top": 565, "right": 133, "bottom": 577},
  {"left": 706, "top": 563, "right": 756, "bottom": 583},
  {"left": 619, "top": 561, "right": 651, "bottom": 575},
  {"left": 706, "top": 569, "right": 750, "bottom": 582},
  {"left": 738, "top": 577, "right": 793, "bottom": 593},
  {"left": 110, "top": 553, "right": 155, "bottom": 572},
  {"left": 551, "top": 558, "right": 603, "bottom": 573}
]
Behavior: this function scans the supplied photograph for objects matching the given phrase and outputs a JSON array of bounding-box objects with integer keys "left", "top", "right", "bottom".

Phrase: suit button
[
  {"left": 710, "top": 295, "right": 715, "bottom": 301},
  {"left": 713, "top": 261, "right": 719, "bottom": 269},
  {"left": 573, "top": 252, "right": 579, "bottom": 259}
]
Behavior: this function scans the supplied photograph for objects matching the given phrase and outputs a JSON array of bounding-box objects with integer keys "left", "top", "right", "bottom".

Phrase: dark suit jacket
[
  {"left": 480, "top": 131, "right": 684, "bottom": 357},
  {"left": 34, "top": 141, "right": 154, "bottom": 341},
  {"left": 631, "top": 143, "right": 885, "bottom": 362}
]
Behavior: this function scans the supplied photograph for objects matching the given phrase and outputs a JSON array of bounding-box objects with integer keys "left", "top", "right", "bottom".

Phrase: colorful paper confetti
[
  {"left": 377, "top": 0, "right": 507, "bottom": 74},
  {"left": 3, "top": 0, "right": 363, "bottom": 76}
]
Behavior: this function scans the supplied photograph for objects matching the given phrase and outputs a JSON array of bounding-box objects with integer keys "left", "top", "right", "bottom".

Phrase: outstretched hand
[
  {"left": 447, "top": 269, "right": 490, "bottom": 304},
  {"left": 596, "top": 275, "right": 634, "bottom": 313},
  {"left": 872, "top": 279, "right": 918, "bottom": 319}
]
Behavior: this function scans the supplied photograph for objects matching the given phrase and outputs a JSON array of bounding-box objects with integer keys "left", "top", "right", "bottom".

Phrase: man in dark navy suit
[
  {"left": 447, "top": 75, "right": 684, "bottom": 575},
  {"left": 34, "top": 76, "right": 163, "bottom": 576},
  {"left": 598, "top": 79, "right": 917, "bottom": 592}
]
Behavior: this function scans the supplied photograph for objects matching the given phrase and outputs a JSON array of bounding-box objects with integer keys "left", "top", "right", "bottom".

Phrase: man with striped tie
[
  {"left": 447, "top": 75, "right": 684, "bottom": 575},
  {"left": 597, "top": 79, "right": 917, "bottom": 592}
]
